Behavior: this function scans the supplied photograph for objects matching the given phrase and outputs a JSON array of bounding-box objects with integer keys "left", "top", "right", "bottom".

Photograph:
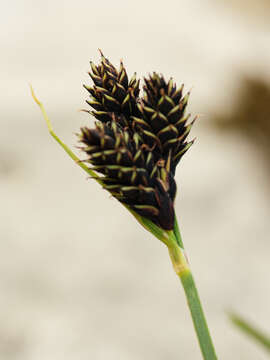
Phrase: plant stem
[
  {"left": 169, "top": 218, "right": 217, "bottom": 360},
  {"left": 180, "top": 270, "right": 217, "bottom": 359}
]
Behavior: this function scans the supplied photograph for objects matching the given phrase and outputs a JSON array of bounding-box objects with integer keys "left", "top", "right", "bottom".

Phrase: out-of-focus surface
[
  {"left": 211, "top": 76, "right": 270, "bottom": 175},
  {"left": 1, "top": 0, "right": 270, "bottom": 359}
]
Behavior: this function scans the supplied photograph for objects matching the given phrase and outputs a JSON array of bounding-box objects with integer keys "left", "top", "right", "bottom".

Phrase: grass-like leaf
[
  {"left": 229, "top": 312, "right": 270, "bottom": 353},
  {"left": 30, "top": 86, "right": 172, "bottom": 246}
]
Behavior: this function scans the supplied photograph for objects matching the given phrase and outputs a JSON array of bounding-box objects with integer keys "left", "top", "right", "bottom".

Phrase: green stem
[
  {"left": 180, "top": 271, "right": 217, "bottom": 359},
  {"left": 170, "top": 218, "right": 217, "bottom": 360}
]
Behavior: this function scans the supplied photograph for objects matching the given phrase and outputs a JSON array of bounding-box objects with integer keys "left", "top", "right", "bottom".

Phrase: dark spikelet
[
  {"left": 133, "top": 72, "right": 195, "bottom": 175},
  {"left": 80, "top": 52, "right": 195, "bottom": 230},
  {"left": 84, "top": 50, "right": 141, "bottom": 128},
  {"left": 79, "top": 118, "right": 175, "bottom": 230}
]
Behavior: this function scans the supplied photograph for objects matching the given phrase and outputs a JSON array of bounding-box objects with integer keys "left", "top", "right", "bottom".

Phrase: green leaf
[
  {"left": 229, "top": 312, "right": 270, "bottom": 353},
  {"left": 31, "top": 87, "right": 173, "bottom": 247},
  {"left": 31, "top": 86, "right": 102, "bottom": 184},
  {"left": 173, "top": 216, "right": 184, "bottom": 248}
]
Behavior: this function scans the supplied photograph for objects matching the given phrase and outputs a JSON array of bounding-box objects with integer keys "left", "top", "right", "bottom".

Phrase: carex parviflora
[{"left": 79, "top": 51, "right": 195, "bottom": 230}]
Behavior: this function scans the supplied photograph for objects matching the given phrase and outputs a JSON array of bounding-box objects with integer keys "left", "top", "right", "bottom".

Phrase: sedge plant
[{"left": 31, "top": 51, "right": 218, "bottom": 360}]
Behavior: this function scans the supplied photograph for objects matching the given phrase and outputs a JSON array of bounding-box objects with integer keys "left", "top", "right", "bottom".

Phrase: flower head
[{"left": 79, "top": 52, "right": 195, "bottom": 230}]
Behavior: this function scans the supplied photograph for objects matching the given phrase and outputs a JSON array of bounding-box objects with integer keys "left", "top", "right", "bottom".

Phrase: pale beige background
[{"left": 1, "top": 0, "right": 270, "bottom": 359}]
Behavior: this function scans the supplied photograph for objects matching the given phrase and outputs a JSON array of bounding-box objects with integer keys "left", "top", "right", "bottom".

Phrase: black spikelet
[
  {"left": 79, "top": 53, "right": 195, "bottom": 230},
  {"left": 84, "top": 50, "right": 140, "bottom": 129},
  {"left": 79, "top": 118, "right": 176, "bottom": 230},
  {"left": 133, "top": 73, "right": 195, "bottom": 175}
]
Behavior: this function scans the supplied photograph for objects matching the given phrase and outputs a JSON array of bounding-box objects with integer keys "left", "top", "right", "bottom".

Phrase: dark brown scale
[
  {"left": 158, "top": 125, "right": 179, "bottom": 145},
  {"left": 158, "top": 96, "right": 175, "bottom": 115},
  {"left": 171, "top": 87, "right": 183, "bottom": 103},
  {"left": 118, "top": 67, "right": 129, "bottom": 89},
  {"left": 89, "top": 74, "right": 103, "bottom": 87},
  {"left": 86, "top": 99, "right": 103, "bottom": 111},
  {"left": 112, "top": 83, "right": 127, "bottom": 103},
  {"left": 102, "top": 94, "right": 121, "bottom": 112},
  {"left": 141, "top": 130, "right": 160, "bottom": 149},
  {"left": 167, "top": 105, "right": 183, "bottom": 124},
  {"left": 91, "top": 111, "right": 113, "bottom": 123},
  {"left": 150, "top": 111, "right": 169, "bottom": 133}
]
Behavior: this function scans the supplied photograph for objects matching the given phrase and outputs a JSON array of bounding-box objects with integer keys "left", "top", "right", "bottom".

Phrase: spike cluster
[{"left": 79, "top": 51, "right": 195, "bottom": 230}]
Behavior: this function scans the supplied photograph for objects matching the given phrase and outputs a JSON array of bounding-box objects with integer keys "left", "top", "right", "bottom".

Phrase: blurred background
[{"left": 1, "top": 0, "right": 270, "bottom": 358}]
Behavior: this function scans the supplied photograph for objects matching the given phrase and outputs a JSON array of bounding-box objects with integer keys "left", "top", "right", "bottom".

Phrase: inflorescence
[{"left": 79, "top": 51, "right": 195, "bottom": 230}]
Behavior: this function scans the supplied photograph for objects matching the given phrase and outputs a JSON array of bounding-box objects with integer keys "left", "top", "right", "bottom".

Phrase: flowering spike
[{"left": 79, "top": 52, "right": 195, "bottom": 230}]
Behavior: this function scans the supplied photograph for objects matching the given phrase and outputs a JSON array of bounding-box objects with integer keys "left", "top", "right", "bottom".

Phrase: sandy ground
[{"left": 1, "top": 1, "right": 270, "bottom": 359}]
